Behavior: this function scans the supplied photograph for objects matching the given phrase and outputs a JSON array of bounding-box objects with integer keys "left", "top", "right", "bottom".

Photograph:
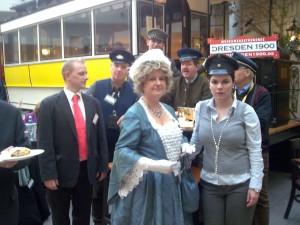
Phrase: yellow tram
[{"left": 0, "top": 0, "right": 208, "bottom": 109}]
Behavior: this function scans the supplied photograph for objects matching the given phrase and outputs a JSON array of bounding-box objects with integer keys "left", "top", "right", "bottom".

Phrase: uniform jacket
[
  {"left": 162, "top": 74, "right": 212, "bottom": 110},
  {"left": 93, "top": 79, "right": 137, "bottom": 160}
]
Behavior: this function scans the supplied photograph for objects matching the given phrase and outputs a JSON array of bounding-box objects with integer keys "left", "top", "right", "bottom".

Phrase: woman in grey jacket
[{"left": 190, "top": 53, "right": 264, "bottom": 225}]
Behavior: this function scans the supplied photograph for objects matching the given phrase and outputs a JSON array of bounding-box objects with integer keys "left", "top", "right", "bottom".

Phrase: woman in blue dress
[{"left": 107, "top": 49, "right": 197, "bottom": 225}]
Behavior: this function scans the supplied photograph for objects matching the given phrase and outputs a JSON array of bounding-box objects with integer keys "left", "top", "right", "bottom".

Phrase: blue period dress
[{"left": 108, "top": 99, "right": 193, "bottom": 225}]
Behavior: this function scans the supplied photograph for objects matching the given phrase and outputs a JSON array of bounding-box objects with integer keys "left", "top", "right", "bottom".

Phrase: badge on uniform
[
  {"left": 108, "top": 110, "right": 119, "bottom": 129},
  {"left": 93, "top": 114, "right": 99, "bottom": 125},
  {"left": 104, "top": 94, "right": 116, "bottom": 105}
]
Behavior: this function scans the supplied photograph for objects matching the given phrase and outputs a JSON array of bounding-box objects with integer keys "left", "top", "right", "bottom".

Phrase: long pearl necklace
[
  {"left": 143, "top": 100, "right": 163, "bottom": 118},
  {"left": 210, "top": 111, "right": 231, "bottom": 174}
]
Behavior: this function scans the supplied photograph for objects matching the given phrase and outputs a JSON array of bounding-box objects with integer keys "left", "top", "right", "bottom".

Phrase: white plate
[{"left": 0, "top": 149, "right": 44, "bottom": 162}]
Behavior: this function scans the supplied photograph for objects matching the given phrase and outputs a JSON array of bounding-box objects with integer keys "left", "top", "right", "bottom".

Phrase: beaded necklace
[
  {"left": 210, "top": 111, "right": 231, "bottom": 174},
  {"left": 143, "top": 100, "right": 163, "bottom": 118}
]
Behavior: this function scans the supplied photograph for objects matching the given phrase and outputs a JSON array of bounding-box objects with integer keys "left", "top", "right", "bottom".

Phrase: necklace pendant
[{"left": 143, "top": 99, "right": 163, "bottom": 119}]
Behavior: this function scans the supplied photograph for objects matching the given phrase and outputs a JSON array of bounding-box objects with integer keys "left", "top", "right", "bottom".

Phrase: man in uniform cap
[
  {"left": 86, "top": 49, "right": 138, "bottom": 225},
  {"left": 146, "top": 28, "right": 181, "bottom": 77},
  {"left": 161, "top": 47, "right": 212, "bottom": 111},
  {"left": 147, "top": 28, "right": 168, "bottom": 42},
  {"left": 232, "top": 52, "right": 271, "bottom": 225},
  {"left": 109, "top": 49, "right": 135, "bottom": 65}
]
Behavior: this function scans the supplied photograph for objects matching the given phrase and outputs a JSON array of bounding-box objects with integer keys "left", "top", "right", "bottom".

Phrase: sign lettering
[{"left": 208, "top": 34, "right": 280, "bottom": 59}]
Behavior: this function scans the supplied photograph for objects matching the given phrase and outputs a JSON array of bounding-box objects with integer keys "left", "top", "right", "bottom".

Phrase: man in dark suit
[
  {"left": 0, "top": 99, "right": 31, "bottom": 225},
  {"left": 38, "top": 58, "right": 109, "bottom": 225}
]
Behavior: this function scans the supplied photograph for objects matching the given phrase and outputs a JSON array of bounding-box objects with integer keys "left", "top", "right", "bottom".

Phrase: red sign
[{"left": 208, "top": 34, "right": 280, "bottom": 59}]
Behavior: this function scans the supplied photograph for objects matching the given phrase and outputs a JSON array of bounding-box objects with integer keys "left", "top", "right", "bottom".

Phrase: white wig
[{"left": 129, "top": 49, "right": 171, "bottom": 80}]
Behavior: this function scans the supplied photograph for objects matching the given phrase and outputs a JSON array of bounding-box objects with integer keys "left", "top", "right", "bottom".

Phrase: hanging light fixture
[
  {"left": 286, "top": 17, "right": 298, "bottom": 41},
  {"left": 155, "top": 0, "right": 167, "bottom": 4}
]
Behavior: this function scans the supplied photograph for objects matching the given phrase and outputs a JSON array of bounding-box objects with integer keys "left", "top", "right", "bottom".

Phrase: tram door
[
  {"left": 165, "top": 0, "right": 209, "bottom": 60},
  {"left": 165, "top": 0, "right": 190, "bottom": 60}
]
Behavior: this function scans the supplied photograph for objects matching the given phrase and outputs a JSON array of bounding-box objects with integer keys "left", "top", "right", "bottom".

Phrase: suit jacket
[
  {"left": 0, "top": 100, "right": 31, "bottom": 224},
  {"left": 37, "top": 90, "right": 108, "bottom": 188}
]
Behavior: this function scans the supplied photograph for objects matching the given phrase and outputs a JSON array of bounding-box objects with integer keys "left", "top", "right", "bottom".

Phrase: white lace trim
[
  {"left": 117, "top": 98, "right": 182, "bottom": 198},
  {"left": 139, "top": 98, "right": 183, "bottom": 175},
  {"left": 118, "top": 161, "right": 146, "bottom": 199},
  {"left": 156, "top": 126, "right": 182, "bottom": 176}
]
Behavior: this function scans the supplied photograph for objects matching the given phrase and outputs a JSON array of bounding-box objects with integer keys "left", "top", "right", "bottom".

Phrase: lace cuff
[{"left": 118, "top": 161, "right": 146, "bottom": 199}]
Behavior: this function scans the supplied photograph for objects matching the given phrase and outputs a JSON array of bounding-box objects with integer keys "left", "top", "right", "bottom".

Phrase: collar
[
  {"left": 111, "top": 79, "right": 124, "bottom": 91},
  {"left": 207, "top": 96, "right": 237, "bottom": 110},
  {"left": 185, "top": 74, "right": 198, "bottom": 84},
  {"left": 235, "top": 82, "right": 252, "bottom": 95},
  {"left": 64, "top": 87, "right": 82, "bottom": 102}
]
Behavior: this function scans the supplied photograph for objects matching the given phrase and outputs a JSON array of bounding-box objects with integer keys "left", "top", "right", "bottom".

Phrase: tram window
[
  {"left": 137, "top": 1, "right": 164, "bottom": 54},
  {"left": 40, "top": 20, "right": 62, "bottom": 61},
  {"left": 200, "top": 14, "right": 208, "bottom": 57},
  {"left": 210, "top": 3, "right": 226, "bottom": 39},
  {"left": 191, "top": 13, "right": 201, "bottom": 52},
  {"left": 20, "top": 26, "right": 38, "bottom": 62},
  {"left": 94, "top": 1, "right": 131, "bottom": 55},
  {"left": 64, "top": 11, "right": 92, "bottom": 58},
  {"left": 3, "top": 31, "right": 19, "bottom": 64},
  {"left": 166, "top": 10, "right": 181, "bottom": 59}
]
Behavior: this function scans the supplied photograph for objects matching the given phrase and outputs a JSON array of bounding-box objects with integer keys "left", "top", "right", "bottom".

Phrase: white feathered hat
[{"left": 129, "top": 49, "right": 171, "bottom": 80}]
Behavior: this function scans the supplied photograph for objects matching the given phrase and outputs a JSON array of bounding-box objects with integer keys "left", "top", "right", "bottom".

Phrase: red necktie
[{"left": 72, "top": 94, "right": 88, "bottom": 160}]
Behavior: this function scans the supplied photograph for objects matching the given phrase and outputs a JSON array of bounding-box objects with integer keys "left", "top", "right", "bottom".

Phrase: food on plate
[{"left": 11, "top": 148, "right": 31, "bottom": 157}]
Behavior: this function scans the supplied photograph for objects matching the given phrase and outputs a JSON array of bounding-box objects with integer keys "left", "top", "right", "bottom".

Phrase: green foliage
[{"left": 277, "top": 27, "right": 300, "bottom": 60}]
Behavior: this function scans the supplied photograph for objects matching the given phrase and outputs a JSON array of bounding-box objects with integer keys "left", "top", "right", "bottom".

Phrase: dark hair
[{"left": 208, "top": 73, "right": 235, "bottom": 81}]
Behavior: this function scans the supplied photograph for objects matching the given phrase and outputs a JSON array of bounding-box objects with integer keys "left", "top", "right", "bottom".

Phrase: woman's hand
[
  {"left": 117, "top": 115, "right": 124, "bottom": 127},
  {"left": 182, "top": 143, "right": 196, "bottom": 155},
  {"left": 246, "top": 188, "right": 260, "bottom": 207},
  {"left": 139, "top": 157, "right": 177, "bottom": 174}
]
